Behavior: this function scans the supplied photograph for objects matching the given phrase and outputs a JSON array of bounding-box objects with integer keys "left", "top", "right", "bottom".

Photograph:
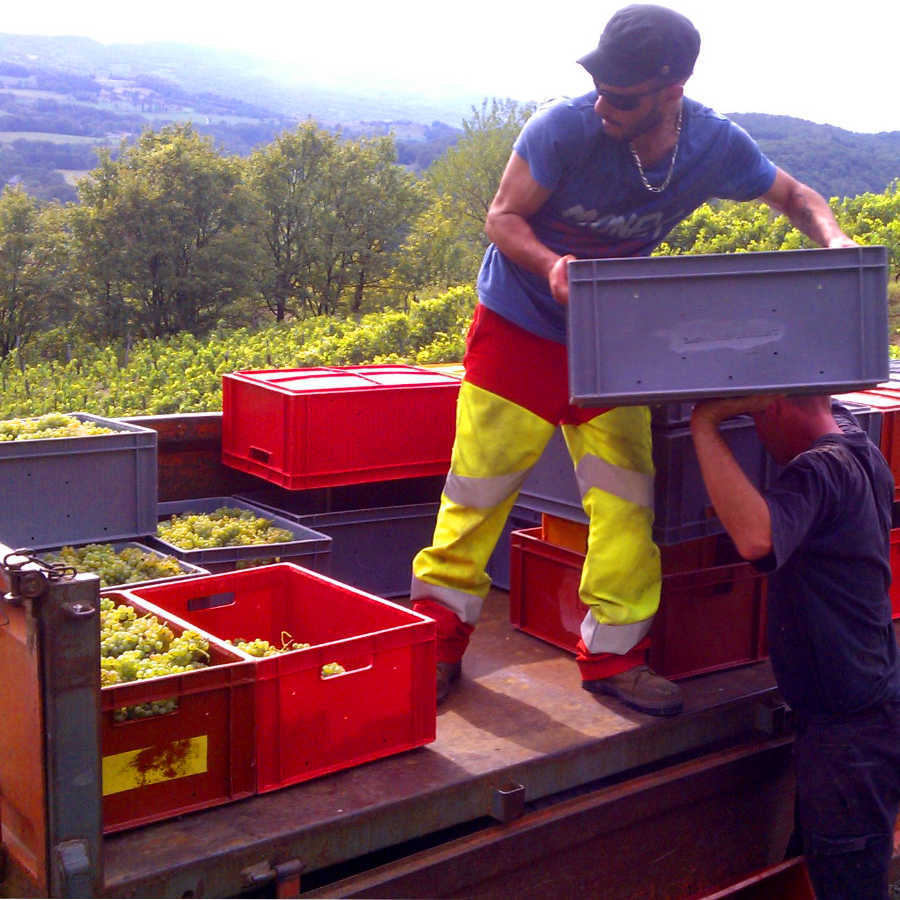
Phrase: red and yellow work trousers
[{"left": 411, "top": 305, "right": 661, "bottom": 680}]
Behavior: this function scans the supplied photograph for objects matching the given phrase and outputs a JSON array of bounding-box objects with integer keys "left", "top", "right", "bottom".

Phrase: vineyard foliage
[{"left": 0, "top": 286, "right": 477, "bottom": 418}]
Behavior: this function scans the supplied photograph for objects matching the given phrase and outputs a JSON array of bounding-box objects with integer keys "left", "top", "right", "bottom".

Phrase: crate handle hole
[
  {"left": 322, "top": 661, "right": 373, "bottom": 679},
  {"left": 249, "top": 446, "right": 271, "bottom": 463},
  {"left": 188, "top": 591, "right": 236, "bottom": 611}
]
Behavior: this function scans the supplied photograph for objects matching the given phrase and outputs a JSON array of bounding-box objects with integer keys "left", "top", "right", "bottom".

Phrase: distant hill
[
  {"left": 0, "top": 33, "right": 897, "bottom": 204},
  {"left": 729, "top": 113, "right": 900, "bottom": 200}
]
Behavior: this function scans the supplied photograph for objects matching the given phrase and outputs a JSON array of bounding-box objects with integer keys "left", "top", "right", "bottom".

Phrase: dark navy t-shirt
[{"left": 761, "top": 405, "right": 900, "bottom": 718}]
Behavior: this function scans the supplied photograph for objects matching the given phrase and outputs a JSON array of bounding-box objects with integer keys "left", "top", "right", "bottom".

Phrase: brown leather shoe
[
  {"left": 436, "top": 661, "right": 462, "bottom": 704},
  {"left": 582, "top": 664, "right": 683, "bottom": 716}
]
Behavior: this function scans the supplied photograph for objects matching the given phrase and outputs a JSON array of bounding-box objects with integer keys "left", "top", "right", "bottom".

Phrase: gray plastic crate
[
  {"left": 293, "top": 503, "right": 440, "bottom": 598},
  {"left": 518, "top": 425, "right": 768, "bottom": 545},
  {"left": 651, "top": 402, "right": 697, "bottom": 428},
  {"left": 518, "top": 430, "right": 587, "bottom": 526},
  {"left": 234, "top": 475, "right": 445, "bottom": 518},
  {"left": 146, "top": 497, "right": 331, "bottom": 574},
  {"left": 0, "top": 412, "right": 157, "bottom": 549},
  {"left": 652, "top": 416, "right": 770, "bottom": 544},
  {"left": 567, "top": 246, "right": 889, "bottom": 406},
  {"left": 35, "top": 539, "right": 209, "bottom": 591},
  {"left": 244, "top": 485, "right": 536, "bottom": 596}
]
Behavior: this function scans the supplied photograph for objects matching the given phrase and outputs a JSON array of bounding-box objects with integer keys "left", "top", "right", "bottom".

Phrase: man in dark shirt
[{"left": 690, "top": 394, "right": 900, "bottom": 899}]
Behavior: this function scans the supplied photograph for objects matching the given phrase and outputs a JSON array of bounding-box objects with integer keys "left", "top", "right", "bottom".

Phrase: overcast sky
[{"left": 3, "top": 0, "right": 897, "bottom": 134}]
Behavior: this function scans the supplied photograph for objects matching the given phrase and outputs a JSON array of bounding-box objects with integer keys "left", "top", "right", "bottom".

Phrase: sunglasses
[{"left": 595, "top": 85, "right": 664, "bottom": 111}]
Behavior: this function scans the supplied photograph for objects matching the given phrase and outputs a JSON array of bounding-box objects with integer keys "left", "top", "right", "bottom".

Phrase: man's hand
[
  {"left": 691, "top": 395, "right": 780, "bottom": 429},
  {"left": 549, "top": 254, "right": 576, "bottom": 305},
  {"left": 827, "top": 235, "right": 859, "bottom": 249}
]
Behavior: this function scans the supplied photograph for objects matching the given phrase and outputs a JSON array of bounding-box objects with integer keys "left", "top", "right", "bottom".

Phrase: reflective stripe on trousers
[{"left": 412, "top": 380, "right": 660, "bottom": 653}]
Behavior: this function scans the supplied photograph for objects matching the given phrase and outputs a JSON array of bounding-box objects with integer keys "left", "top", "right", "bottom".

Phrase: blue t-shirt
[
  {"left": 477, "top": 93, "right": 777, "bottom": 343},
  {"left": 761, "top": 405, "right": 900, "bottom": 718}
]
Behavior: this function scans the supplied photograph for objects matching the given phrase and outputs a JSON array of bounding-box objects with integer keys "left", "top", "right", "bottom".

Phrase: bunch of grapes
[
  {"left": 225, "top": 632, "right": 343, "bottom": 677},
  {"left": 46, "top": 543, "right": 184, "bottom": 588},
  {"left": 0, "top": 413, "right": 114, "bottom": 441},
  {"left": 157, "top": 507, "right": 294, "bottom": 549},
  {"left": 99, "top": 597, "right": 211, "bottom": 721},
  {"left": 227, "top": 630, "right": 311, "bottom": 657}
]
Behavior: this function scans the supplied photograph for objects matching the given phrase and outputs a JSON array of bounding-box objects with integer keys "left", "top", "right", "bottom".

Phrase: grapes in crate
[
  {"left": 0, "top": 413, "right": 114, "bottom": 441},
  {"left": 225, "top": 633, "right": 345, "bottom": 676},
  {"left": 46, "top": 543, "right": 184, "bottom": 587},
  {"left": 227, "top": 632, "right": 311, "bottom": 657},
  {"left": 157, "top": 506, "right": 294, "bottom": 549},
  {"left": 99, "top": 597, "right": 211, "bottom": 721}
]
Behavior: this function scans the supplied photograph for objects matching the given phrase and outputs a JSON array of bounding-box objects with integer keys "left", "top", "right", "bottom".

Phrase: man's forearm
[
  {"left": 485, "top": 209, "right": 560, "bottom": 280},
  {"left": 690, "top": 418, "right": 773, "bottom": 560},
  {"left": 780, "top": 182, "right": 847, "bottom": 247}
]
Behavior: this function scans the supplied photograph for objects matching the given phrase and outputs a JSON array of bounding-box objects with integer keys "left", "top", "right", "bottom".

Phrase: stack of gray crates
[{"left": 516, "top": 402, "right": 881, "bottom": 546}]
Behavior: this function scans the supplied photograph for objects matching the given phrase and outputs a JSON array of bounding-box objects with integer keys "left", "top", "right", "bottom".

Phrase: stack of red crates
[
  {"left": 509, "top": 516, "right": 768, "bottom": 680},
  {"left": 836, "top": 385, "right": 900, "bottom": 619}
]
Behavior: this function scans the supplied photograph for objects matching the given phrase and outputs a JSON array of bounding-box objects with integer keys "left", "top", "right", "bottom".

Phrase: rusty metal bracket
[
  {"left": 491, "top": 782, "right": 526, "bottom": 823},
  {"left": 241, "top": 858, "right": 304, "bottom": 898}
]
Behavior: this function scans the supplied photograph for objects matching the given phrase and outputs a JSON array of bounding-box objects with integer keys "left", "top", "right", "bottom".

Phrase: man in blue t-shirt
[
  {"left": 411, "top": 4, "right": 857, "bottom": 713},
  {"left": 691, "top": 395, "right": 900, "bottom": 898}
]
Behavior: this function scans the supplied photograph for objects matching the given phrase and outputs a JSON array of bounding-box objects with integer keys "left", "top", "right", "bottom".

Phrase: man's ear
[{"left": 664, "top": 83, "right": 685, "bottom": 102}]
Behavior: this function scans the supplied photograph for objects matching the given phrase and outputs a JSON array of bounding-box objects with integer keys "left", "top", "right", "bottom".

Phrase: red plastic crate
[
  {"left": 836, "top": 387, "right": 900, "bottom": 500},
  {"left": 540, "top": 512, "right": 724, "bottom": 573},
  {"left": 100, "top": 594, "right": 256, "bottom": 833},
  {"left": 119, "top": 563, "right": 436, "bottom": 792},
  {"left": 890, "top": 503, "right": 900, "bottom": 621},
  {"left": 221, "top": 365, "right": 460, "bottom": 489},
  {"left": 509, "top": 528, "right": 767, "bottom": 680}
]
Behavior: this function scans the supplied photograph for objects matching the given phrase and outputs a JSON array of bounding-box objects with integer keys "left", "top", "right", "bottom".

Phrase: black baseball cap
[{"left": 578, "top": 4, "right": 701, "bottom": 87}]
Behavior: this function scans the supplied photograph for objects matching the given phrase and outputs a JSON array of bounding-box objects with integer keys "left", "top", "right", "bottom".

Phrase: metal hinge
[{"left": 2, "top": 549, "right": 76, "bottom": 605}]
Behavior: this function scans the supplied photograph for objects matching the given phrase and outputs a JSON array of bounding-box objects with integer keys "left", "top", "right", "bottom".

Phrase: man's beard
[{"left": 603, "top": 104, "right": 665, "bottom": 142}]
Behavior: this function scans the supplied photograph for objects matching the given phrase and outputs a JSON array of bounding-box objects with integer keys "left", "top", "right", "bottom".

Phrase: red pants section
[
  {"left": 463, "top": 304, "right": 609, "bottom": 425},
  {"left": 414, "top": 599, "right": 474, "bottom": 664},
  {"left": 575, "top": 637, "right": 651, "bottom": 681}
]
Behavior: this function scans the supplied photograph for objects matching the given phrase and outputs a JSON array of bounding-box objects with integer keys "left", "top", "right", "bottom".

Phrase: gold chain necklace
[{"left": 629, "top": 106, "right": 683, "bottom": 193}]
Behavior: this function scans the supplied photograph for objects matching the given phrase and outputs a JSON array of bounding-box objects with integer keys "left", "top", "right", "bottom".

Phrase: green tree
[
  {"left": 0, "top": 187, "right": 73, "bottom": 359},
  {"left": 393, "top": 97, "right": 535, "bottom": 295},
  {"left": 246, "top": 123, "right": 338, "bottom": 321},
  {"left": 324, "top": 136, "right": 424, "bottom": 314},
  {"left": 247, "top": 125, "right": 423, "bottom": 318},
  {"left": 74, "top": 124, "right": 253, "bottom": 339}
]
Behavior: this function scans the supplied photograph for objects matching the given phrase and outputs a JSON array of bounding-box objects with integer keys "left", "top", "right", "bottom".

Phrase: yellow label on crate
[{"left": 102, "top": 735, "right": 208, "bottom": 796}]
